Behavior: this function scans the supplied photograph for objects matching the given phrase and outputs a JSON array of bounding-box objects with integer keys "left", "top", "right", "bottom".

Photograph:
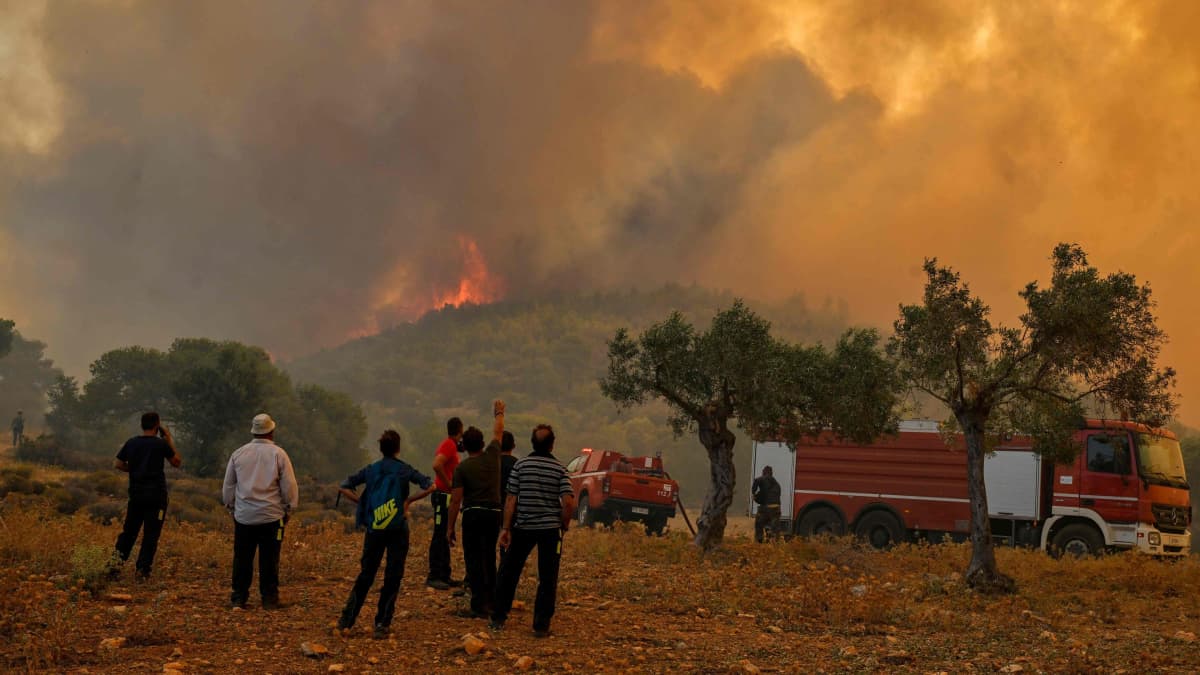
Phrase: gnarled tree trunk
[
  {"left": 959, "top": 412, "right": 1016, "bottom": 594},
  {"left": 694, "top": 409, "right": 736, "bottom": 551}
]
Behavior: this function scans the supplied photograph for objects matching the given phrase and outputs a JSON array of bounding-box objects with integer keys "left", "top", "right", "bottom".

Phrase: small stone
[
  {"left": 999, "top": 665, "right": 1024, "bottom": 673},
  {"left": 106, "top": 593, "right": 133, "bottom": 602},
  {"left": 109, "top": 606, "right": 127, "bottom": 615},
  {"left": 515, "top": 655, "right": 535, "bottom": 671},
  {"left": 766, "top": 626, "right": 783, "bottom": 634},
  {"left": 738, "top": 660, "right": 761, "bottom": 674},
  {"left": 301, "top": 642, "right": 330, "bottom": 658},
  {"left": 162, "top": 662, "right": 186, "bottom": 673},
  {"left": 597, "top": 600, "right": 613, "bottom": 610},
  {"left": 234, "top": 659, "right": 244, "bottom": 666},
  {"left": 850, "top": 585, "right": 867, "bottom": 597},
  {"left": 674, "top": 641, "right": 687, "bottom": 650},
  {"left": 327, "top": 665, "right": 345, "bottom": 673},
  {"left": 170, "top": 648, "right": 183, "bottom": 658},
  {"left": 99, "top": 637, "right": 126, "bottom": 651},
  {"left": 454, "top": 658, "right": 467, "bottom": 666},
  {"left": 464, "top": 636, "right": 486, "bottom": 655},
  {"left": 512, "top": 600, "right": 527, "bottom": 611},
  {"left": 839, "top": 646, "right": 858, "bottom": 657},
  {"left": 1039, "top": 631, "right": 1056, "bottom": 642},
  {"left": 367, "top": 657, "right": 379, "bottom": 665},
  {"left": 696, "top": 608, "right": 710, "bottom": 618},
  {"left": 1173, "top": 631, "right": 1197, "bottom": 643}
]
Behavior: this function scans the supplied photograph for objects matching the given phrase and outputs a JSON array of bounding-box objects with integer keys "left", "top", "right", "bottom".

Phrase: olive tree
[
  {"left": 888, "top": 244, "right": 1176, "bottom": 593},
  {"left": 601, "top": 300, "right": 900, "bottom": 550}
]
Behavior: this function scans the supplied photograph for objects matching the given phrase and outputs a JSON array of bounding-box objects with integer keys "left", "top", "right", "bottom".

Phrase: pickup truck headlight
[{"left": 1148, "top": 532, "right": 1161, "bottom": 546}]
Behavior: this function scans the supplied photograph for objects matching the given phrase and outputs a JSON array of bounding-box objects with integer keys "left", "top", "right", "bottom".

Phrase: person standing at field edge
[
  {"left": 427, "top": 417, "right": 464, "bottom": 590},
  {"left": 752, "top": 465, "right": 782, "bottom": 543},
  {"left": 108, "top": 412, "right": 181, "bottom": 579},
  {"left": 11, "top": 410, "right": 24, "bottom": 448},
  {"left": 490, "top": 423, "right": 575, "bottom": 637},
  {"left": 336, "top": 430, "right": 436, "bottom": 638},
  {"left": 222, "top": 413, "right": 299, "bottom": 610}
]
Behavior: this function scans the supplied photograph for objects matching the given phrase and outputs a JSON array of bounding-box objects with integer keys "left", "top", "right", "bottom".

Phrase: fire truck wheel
[
  {"left": 854, "top": 511, "right": 905, "bottom": 549},
  {"left": 797, "top": 506, "right": 845, "bottom": 537},
  {"left": 1050, "top": 523, "right": 1104, "bottom": 557},
  {"left": 577, "top": 494, "right": 594, "bottom": 527}
]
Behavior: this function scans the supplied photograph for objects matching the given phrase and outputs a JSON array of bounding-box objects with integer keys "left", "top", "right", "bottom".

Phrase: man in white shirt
[{"left": 222, "top": 413, "right": 299, "bottom": 610}]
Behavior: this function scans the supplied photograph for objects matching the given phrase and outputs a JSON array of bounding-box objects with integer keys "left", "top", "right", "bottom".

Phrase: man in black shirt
[
  {"left": 751, "top": 466, "right": 782, "bottom": 543},
  {"left": 109, "top": 412, "right": 181, "bottom": 579},
  {"left": 447, "top": 400, "right": 505, "bottom": 618}
]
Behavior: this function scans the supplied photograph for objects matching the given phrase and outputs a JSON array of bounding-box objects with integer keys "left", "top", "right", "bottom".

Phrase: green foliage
[
  {"left": 889, "top": 243, "right": 1176, "bottom": 457},
  {"left": 68, "top": 544, "right": 112, "bottom": 595},
  {"left": 47, "top": 338, "right": 368, "bottom": 481},
  {"left": 0, "top": 323, "right": 66, "bottom": 439}
]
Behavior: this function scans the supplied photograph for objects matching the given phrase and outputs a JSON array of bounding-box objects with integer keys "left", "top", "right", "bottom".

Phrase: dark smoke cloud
[{"left": 2, "top": 1, "right": 1199, "bottom": 423}]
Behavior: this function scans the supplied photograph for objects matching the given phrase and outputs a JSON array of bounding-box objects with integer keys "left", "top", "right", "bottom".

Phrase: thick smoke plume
[{"left": 2, "top": 1, "right": 1199, "bottom": 421}]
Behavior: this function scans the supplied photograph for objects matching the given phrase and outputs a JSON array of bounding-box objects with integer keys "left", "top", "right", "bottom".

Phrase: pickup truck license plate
[{"left": 632, "top": 507, "right": 649, "bottom": 515}]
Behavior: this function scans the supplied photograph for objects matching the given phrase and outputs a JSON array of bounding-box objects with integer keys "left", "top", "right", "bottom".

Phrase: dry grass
[{"left": 1, "top": 469, "right": 1199, "bottom": 673}]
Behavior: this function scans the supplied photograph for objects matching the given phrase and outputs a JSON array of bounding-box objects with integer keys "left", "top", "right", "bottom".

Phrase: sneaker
[
  {"left": 373, "top": 624, "right": 389, "bottom": 640},
  {"left": 336, "top": 618, "right": 353, "bottom": 631},
  {"left": 262, "top": 599, "right": 291, "bottom": 611},
  {"left": 229, "top": 600, "right": 248, "bottom": 610},
  {"left": 426, "top": 579, "right": 450, "bottom": 591},
  {"left": 445, "top": 578, "right": 464, "bottom": 588},
  {"left": 532, "top": 628, "right": 552, "bottom": 638}
]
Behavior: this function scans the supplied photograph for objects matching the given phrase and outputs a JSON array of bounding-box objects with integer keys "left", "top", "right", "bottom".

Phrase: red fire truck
[{"left": 752, "top": 419, "right": 1191, "bottom": 555}]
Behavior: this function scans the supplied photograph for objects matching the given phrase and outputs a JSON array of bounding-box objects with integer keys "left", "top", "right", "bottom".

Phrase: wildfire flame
[{"left": 351, "top": 235, "right": 504, "bottom": 339}]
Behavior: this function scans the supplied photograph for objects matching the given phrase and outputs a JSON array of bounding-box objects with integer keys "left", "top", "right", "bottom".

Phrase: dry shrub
[{"left": 69, "top": 544, "right": 112, "bottom": 595}]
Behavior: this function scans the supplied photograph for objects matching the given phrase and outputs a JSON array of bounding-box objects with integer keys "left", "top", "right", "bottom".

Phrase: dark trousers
[
  {"left": 427, "top": 491, "right": 451, "bottom": 582},
  {"left": 340, "top": 526, "right": 410, "bottom": 628},
  {"left": 755, "top": 506, "right": 781, "bottom": 543},
  {"left": 491, "top": 527, "right": 563, "bottom": 631},
  {"left": 114, "top": 493, "right": 168, "bottom": 575},
  {"left": 462, "top": 508, "right": 501, "bottom": 614},
  {"left": 231, "top": 519, "right": 284, "bottom": 605},
  {"left": 11, "top": 430, "right": 19, "bottom": 447}
]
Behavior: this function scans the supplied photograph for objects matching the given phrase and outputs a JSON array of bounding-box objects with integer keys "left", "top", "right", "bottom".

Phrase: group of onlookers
[{"left": 105, "top": 400, "right": 576, "bottom": 640}]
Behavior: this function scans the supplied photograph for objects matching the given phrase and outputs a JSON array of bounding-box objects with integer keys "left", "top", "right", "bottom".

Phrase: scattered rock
[
  {"left": 674, "top": 641, "right": 687, "bottom": 650},
  {"left": 1039, "top": 631, "right": 1057, "bottom": 642},
  {"left": 106, "top": 593, "right": 133, "bottom": 602},
  {"left": 109, "top": 606, "right": 127, "bottom": 615},
  {"left": 300, "top": 642, "right": 330, "bottom": 658},
  {"left": 1173, "top": 631, "right": 1196, "bottom": 643},
  {"left": 327, "top": 665, "right": 345, "bottom": 673},
  {"left": 736, "top": 660, "right": 761, "bottom": 674},
  {"left": 839, "top": 646, "right": 858, "bottom": 657},
  {"left": 515, "top": 655, "right": 535, "bottom": 671},
  {"left": 766, "top": 626, "right": 783, "bottom": 634},
  {"left": 512, "top": 600, "right": 527, "bottom": 611},
  {"left": 597, "top": 600, "right": 613, "bottom": 610},
  {"left": 999, "top": 665, "right": 1024, "bottom": 673},
  {"left": 464, "top": 636, "right": 486, "bottom": 655},
  {"left": 170, "top": 648, "right": 184, "bottom": 658},
  {"left": 162, "top": 662, "right": 186, "bottom": 674},
  {"left": 367, "top": 657, "right": 379, "bottom": 665},
  {"left": 99, "top": 637, "right": 126, "bottom": 651},
  {"left": 696, "top": 608, "right": 710, "bottom": 618},
  {"left": 736, "top": 613, "right": 755, "bottom": 619},
  {"left": 850, "top": 585, "right": 867, "bottom": 597},
  {"left": 880, "top": 651, "right": 912, "bottom": 665}
]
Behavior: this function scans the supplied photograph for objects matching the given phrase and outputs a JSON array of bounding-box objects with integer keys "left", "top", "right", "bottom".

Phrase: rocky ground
[{"left": 3, "top": 499, "right": 1200, "bottom": 673}]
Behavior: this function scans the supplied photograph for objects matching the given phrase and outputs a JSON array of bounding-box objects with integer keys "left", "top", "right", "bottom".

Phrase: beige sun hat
[{"left": 251, "top": 413, "right": 276, "bottom": 435}]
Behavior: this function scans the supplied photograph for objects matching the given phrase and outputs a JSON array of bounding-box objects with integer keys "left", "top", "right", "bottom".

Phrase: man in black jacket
[{"left": 751, "top": 466, "right": 782, "bottom": 543}]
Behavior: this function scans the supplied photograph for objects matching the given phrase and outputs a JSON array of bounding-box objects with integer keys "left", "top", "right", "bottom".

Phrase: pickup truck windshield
[{"left": 1135, "top": 434, "right": 1189, "bottom": 489}]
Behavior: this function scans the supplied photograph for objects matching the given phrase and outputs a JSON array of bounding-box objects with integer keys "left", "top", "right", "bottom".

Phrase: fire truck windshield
[{"left": 1135, "top": 434, "right": 1189, "bottom": 489}]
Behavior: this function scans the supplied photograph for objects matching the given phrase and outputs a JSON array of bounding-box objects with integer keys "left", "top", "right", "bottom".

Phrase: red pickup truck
[{"left": 566, "top": 449, "right": 678, "bottom": 535}]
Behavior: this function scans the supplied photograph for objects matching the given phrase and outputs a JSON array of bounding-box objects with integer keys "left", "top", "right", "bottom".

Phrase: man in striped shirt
[{"left": 489, "top": 423, "right": 575, "bottom": 637}]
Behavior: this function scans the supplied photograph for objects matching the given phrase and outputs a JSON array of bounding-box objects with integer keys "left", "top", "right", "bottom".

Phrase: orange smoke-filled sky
[{"left": 1, "top": 1, "right": 1198, "bottom": 422}]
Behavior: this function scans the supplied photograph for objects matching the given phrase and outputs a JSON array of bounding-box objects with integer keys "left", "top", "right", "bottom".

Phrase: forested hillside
[{"left": 288, "top": 285, "right": 854, "bottom": 506}]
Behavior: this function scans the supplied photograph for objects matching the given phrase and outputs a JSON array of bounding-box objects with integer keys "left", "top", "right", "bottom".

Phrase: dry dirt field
[{"left": 3, "top": 490, "right": 1200, "bottom": 673}]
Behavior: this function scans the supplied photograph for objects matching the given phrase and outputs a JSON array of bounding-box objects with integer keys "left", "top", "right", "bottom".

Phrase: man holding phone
[{"left": 109, "top": 411, "right": 181, "bottom": 579}]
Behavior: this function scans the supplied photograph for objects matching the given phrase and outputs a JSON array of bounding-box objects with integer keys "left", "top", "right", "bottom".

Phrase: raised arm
[
  {"left": 161, "top": 424, "right": 182, "bottom": 468},
  {"left": 492, "top": 399, "right": 505, "bottom": 444}
]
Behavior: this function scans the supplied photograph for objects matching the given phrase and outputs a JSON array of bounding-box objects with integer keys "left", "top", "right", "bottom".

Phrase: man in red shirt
[{"left": 427, "top": 417, "right": 464, "bottom": 589}]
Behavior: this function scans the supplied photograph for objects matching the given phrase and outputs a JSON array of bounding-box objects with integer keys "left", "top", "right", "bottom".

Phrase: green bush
[{"left": 70, "top": 544, "right": 112, "bottom": 595}]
